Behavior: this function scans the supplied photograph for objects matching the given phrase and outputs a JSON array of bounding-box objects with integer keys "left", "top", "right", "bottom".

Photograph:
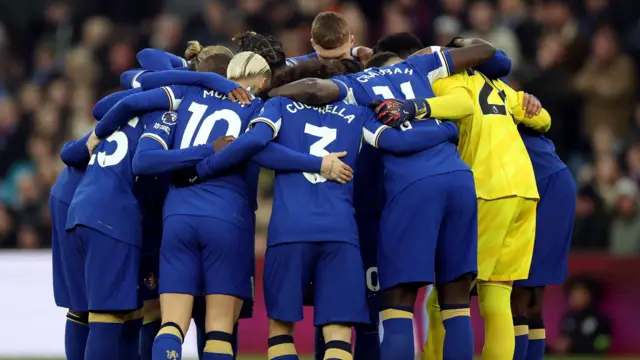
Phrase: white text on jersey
[{"left": 286, "top": 102, "right": 355, "bottom": 123}]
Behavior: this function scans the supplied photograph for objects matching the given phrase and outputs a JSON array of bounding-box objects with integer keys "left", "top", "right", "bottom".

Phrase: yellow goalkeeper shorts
[{"left": 477, "top": 196, "right": 537, "bottom": 281}]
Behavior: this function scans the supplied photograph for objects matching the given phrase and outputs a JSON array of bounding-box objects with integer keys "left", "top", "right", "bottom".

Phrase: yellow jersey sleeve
[
  {"left": 497, "top": 82, "right": 552, "bottom": 133},
  {"left": 426, "top": 74, "right": 475, "bottom": 120}
]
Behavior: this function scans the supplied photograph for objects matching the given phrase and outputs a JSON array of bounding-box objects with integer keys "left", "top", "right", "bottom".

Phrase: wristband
[{"left": 351, "top": 47, "right": 362, "bottom": 57}]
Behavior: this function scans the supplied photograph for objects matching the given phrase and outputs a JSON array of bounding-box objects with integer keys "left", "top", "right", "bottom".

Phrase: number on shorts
[
  {"left": 180, "top": 102, "right": 242, "bottom": 149},
  {"left": 303, "top": 123, "right": 337, "bottom": 184},
  {"left": 366, "top": 266, "right": 380, "bottom": 292}
]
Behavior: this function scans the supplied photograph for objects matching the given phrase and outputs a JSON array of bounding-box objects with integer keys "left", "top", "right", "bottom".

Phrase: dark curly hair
[
  {"left": 258, "top": 58, "right": 363, "bottom": 99},
  {"left": 233, "top": 31, "right": 286, "bottom": 72},
  {"left": 366, "top": 51, "right": 402, "bottom": 69},
  {"left": 374, "top": 32, "right": 424, "bottom": 59}
]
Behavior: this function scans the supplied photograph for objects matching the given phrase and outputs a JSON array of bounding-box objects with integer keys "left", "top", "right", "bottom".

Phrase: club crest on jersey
[
  {"left": 166, "top": 350, "right": 179, "bottom": 359},
  {"left": 162, "top": 111, "right": 178, "bottom": 125}
]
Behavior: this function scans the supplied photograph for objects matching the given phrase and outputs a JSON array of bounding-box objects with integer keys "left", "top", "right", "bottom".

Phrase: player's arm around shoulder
[
  {"left": 499, "top": 82, "right": 551, "bottom": 133},
  {"left": 428, "top": 73, "right": 474, "bottom": 119}
]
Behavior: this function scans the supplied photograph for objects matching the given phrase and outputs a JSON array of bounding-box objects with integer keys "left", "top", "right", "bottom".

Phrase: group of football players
[{"left": 49, "top": 10, "right": 576, "bottom": 360}]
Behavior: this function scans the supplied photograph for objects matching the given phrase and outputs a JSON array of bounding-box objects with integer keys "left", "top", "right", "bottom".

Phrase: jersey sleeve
[
  {"left": 422, "top": 74, "right": 474, "bottom": 120},
  {"left": 252, "top": 142, "right": 322, "bottom": 172},
  {"left": 139, "top": 111, "right": 178, "bottom": 150},
  {"left": 139, "top": 70, "right": 239, "bottom": 94},
  {"left": 136, "top": 48, "right": 187, "bottom": 71},
  {"left": 474, "top": 50, "right": 511, "bottom": 80},
  {"left": 94, "top": 85, "right": 186, "bottom": 139},
  {"left": 247, "top": 97, "right": 282, "bottom": 139},
  {"left": 133, "top": 140, "right": 213, "bottom": 176},
  {"left": 195, "top": 121, "right": 276, "bottom": 179},
  {"left": 499, "top": 82, "right": 551, "bottom": 133},
  {"left": 330, "top": 75, "right": 358, "bottom": 104},
  {"left": 60, "top": 131, "right": 93, "bottom": 168},
  {"left": 405, "top": 51, "right": 454, "bottom": 84},
  {"left": 120, "top": 69, "right": 147, "bottom": 89},
  {"left": 361, "top": 107, "right": 458, "bottom": 154},
  {"left": 93, "top": 89, "right": 139, "bottom": 120}
]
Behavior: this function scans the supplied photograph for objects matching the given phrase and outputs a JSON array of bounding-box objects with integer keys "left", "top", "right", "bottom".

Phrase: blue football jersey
[
  {"left": 258, "top": 97, "right": 386, "bottom": 246},
  {"left": 332, "top": 52, "right": 470, "bottom": 201},
  {"left": 66, "top": 110, "right": 171, "bottom": 245},
  {"left": 144, "top": 85, "right": 264, "bottom": 230},
  {"left": 519, "top": 126, "right": 567, "bottom": 182},
  {"left": 50, "top": 167, "right": 85, "bottom": 205}
]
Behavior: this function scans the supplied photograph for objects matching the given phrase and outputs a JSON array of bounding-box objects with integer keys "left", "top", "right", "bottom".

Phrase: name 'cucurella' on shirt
[{"left": 285, "top": 102, "right": 356, "bottom": 123}]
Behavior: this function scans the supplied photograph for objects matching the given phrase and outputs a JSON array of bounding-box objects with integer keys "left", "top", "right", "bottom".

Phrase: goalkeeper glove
[{"left": 370, "top": 98, "right": 431, "bottom": 128}]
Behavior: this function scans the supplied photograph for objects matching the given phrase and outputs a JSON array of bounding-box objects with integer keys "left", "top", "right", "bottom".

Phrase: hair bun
[{"left": 185, "top": 40, "right": 203, "bottom": 62}]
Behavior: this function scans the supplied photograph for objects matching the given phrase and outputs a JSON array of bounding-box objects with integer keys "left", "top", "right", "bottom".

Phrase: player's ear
[
  {"left": 311, "top": 38, "right": 320, "bottom": 53},
  {"left": 349, "top": 34, "right": 355, "bottom": 46}
]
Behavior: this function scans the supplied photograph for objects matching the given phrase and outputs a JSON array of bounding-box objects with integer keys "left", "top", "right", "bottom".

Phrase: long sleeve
[
  {"left": 120, "top": 69, "right": 146, "bottom": 89},
  {"left": 425, "top": 74, "right": 475, "bottom": 120},
  {"left": 252, "top": 142, "right": 322, "bottom": 172},
  {"left": 60, "top": 132, "right": 93, "bottom": 167},
  {"left": 92, "top": 89, "right": 138, "bottom": 120},
  {"left": 474, "top": 50, "right": 511, "bottom": 79},
  {"left": 94, "top": 88, "right": 174, "bottom": 139},
  {"left": 377, "top": 122, "right": 459, "bottom": 154},
  {"left": 137, "top": 48, "right": 187, "bottom": 71},
  {"left": 140, "top": 70, "right": 239, "bottom": 94},
  {"left": 196, "top": 122, "right": 275, "bottom": 179},
  {"left": 362, "top": 106, "right": 458, "bottom": 153},
  {"left": 132, "top": 137, "right": 213, "bottom": 175},
  {"left": 503, "top": 85, "right": 552, "bottom": 133}
]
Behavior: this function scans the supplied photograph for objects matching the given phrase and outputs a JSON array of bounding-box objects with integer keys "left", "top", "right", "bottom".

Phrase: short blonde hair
[{"left": 226, "top": 51, "right": 271, "bottom": 80}]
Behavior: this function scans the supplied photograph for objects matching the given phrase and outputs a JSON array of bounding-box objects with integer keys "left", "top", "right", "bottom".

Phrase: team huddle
[{"left": 50, "top": 11, "right": 576, "bottom": 360}]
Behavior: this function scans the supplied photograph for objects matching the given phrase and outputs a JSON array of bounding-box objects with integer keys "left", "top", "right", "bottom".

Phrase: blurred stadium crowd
[{"left": 0, "top": 0, "right": 639, "bottom": 253}]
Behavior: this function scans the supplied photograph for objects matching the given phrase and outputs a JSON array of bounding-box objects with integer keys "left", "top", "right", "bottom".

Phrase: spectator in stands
[
  {"left": 537, "top": 0, "right": 590, "bottom": 74},
  {"left": 516, "top": 34, "right": 576, "bottom": 160},
  {"left": 573, "top": 23, "right": 637, "bottom": 138},
  {"left": 463, "top": 0, "right": 522, "bottom": 69},
  {"left": 555, "top": 275, "right": 612, "bottom": 355},
  {"left": 572, "top": 185, "right": 610, "bottom": 250},
  {"left": 609, "top": 178, "right": 640, "bottom": 254}
]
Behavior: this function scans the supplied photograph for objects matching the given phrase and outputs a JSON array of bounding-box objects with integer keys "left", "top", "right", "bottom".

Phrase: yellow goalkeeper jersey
[{"left": 431, "top": 70, "right": 549, "bottom": 200}]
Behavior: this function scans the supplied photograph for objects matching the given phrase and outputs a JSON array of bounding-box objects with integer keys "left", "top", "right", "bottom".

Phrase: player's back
[
  {"left": 50, "top": 166, "right": 85, "bottom": 204},
  {"left": 67, "top": 110, "right": 168, "bottom": 244},
  {"left": 267, "top": 97, "right": 364, "bottom": 246},
  {"left": 163, "top": 86, "right": 263, "bottom": 230},
  {"left": 433, "top": 70, "right": 538, "bottom": 200},
  {"left": 333, "top": 59, "right": 470, "bottom": 200},
  {"left": 518, "top": 126, "right": 566, "bottom": 182}
]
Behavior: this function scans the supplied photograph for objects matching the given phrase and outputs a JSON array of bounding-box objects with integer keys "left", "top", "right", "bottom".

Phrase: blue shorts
[
  {"left": 51, "top": 197, "right": 87, "bottom": 311},
  {"left": 378, "top": 171, "right": 478, "bottom": 291},
  {"left": 264, "top": 242, "right": 369, "bottom": 326},
  {"left": 515, "top": 169, "right": 576, "bottom": 287},
  {"left": 69, "top": 225, "right": 140, "bottom": 311},
  {"left": 356, "top": 211, "right": 381, "bottom": 311},
  {"left": 160, "top": 215, "right": 254, "bottom": 299}
]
